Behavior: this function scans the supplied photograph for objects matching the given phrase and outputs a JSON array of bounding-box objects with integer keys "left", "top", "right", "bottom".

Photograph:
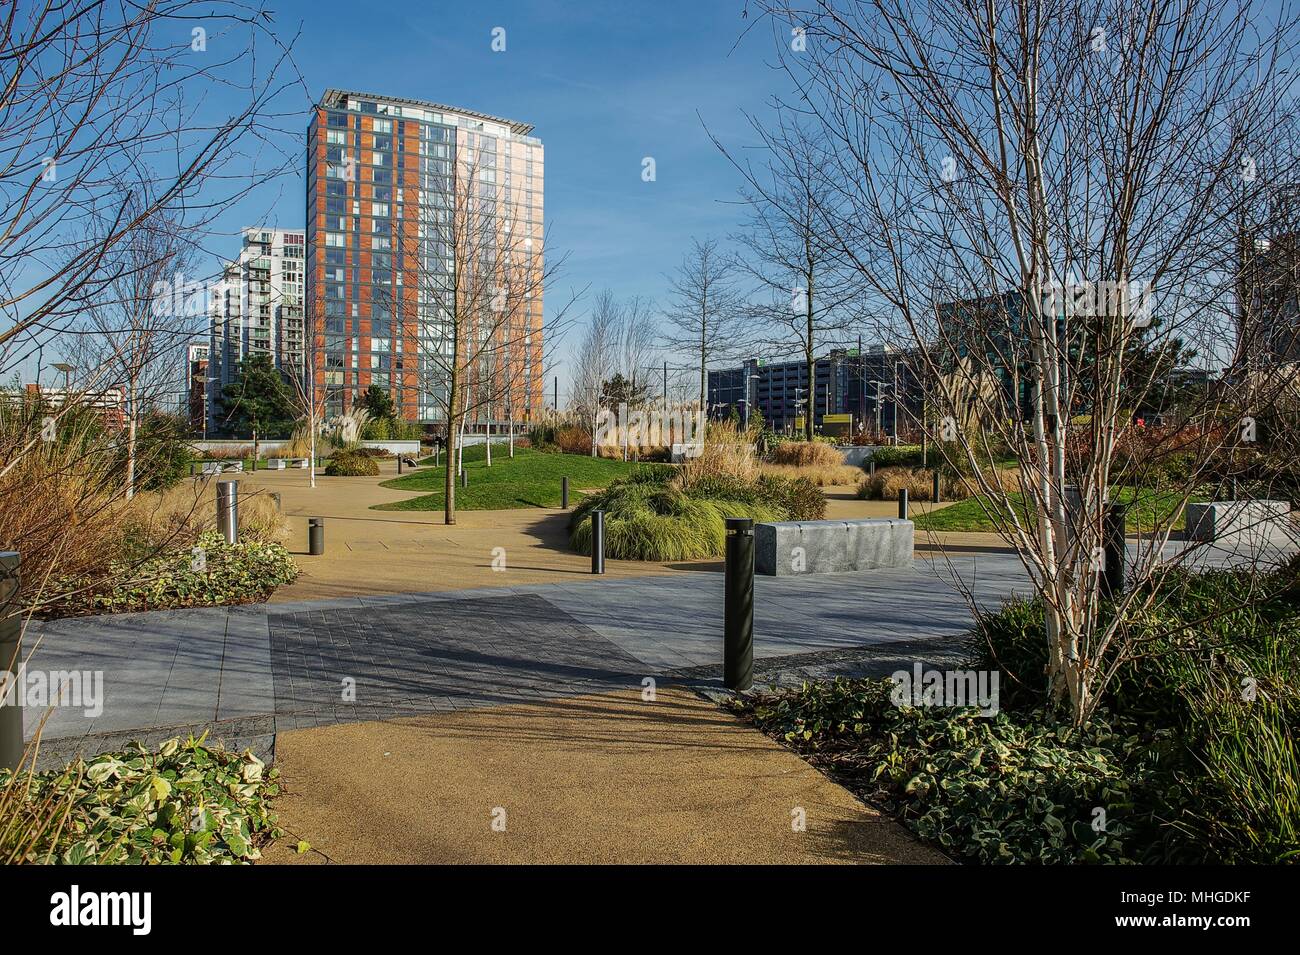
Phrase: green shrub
[
  {"left": 732, "top": 679, "right": 1144, "bottom": 864},
  {"left": 44, "top": 531, "right": 298, "bottom": 617},
  {"left": 325, "top": 449, "right": 380, "bottom": 476},
  {"left": 0, "top": 736, "right": 281, "bottom": 864},
  {"left": 870, "top": 445, "right": 925, "bottom": 468},
  {"left": 966, "top": 565, "right": 1300, "bottom": 863}
]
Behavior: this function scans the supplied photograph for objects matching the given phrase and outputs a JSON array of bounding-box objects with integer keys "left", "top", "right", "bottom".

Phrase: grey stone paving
[
  {"left": 16, "top": 530, "right": 1295, "bottom": 769},
  {"left": 267, "top": 594, "right": 649, "bottom": 729}
]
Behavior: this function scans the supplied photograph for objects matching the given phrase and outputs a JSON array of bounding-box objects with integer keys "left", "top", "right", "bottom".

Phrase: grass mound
[
  {"left": 377, "top": 446, "right": 644, "bottom": 511},
  {"left": 568, "top": 469, "right": 824, "bottom": 561}
]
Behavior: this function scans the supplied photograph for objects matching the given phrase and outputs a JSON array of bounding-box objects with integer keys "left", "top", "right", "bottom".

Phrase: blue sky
[{"left": 209, "top": 0, "right": 791, "bottom": 395}]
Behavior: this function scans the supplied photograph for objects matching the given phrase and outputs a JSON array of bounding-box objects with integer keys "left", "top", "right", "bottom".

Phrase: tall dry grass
[
  {"left": 769, "top": 441, "right": 845, "bottom": 468},
  {"left": 677, "top": 419, "right": 759, "bottom": 488},
  {"left": 857, "top": 465, "right": 1023, "bottom": 502},
  {"left": 0, "top": 400, "right": 288, "bottom": 613},
  {"left": 760, "top": 462, "right": 865, "bottom": 486}
]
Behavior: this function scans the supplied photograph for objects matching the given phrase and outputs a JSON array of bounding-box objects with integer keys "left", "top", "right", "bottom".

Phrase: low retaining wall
[
  {"left": 1186, "top": 500, "right": 1291, "bottom": 542},
  {"left": 755, "top": 518, "right": 914, "bottom": 576}
]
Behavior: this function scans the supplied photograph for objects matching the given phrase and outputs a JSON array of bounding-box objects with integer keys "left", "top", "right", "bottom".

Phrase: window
[
  {"left": 327, "top": 130, "right": 346, "bottom": 145},
  {"left": 325, "top": 232, "right": 346, "bottom": 247},
  {"left": 373, "top": 118, "right": 392, "bottom": 133}
]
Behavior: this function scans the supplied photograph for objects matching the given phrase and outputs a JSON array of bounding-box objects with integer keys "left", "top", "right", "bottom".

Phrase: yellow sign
[{"left": 823, "top": 413, "right": 852, "bottom": 424}]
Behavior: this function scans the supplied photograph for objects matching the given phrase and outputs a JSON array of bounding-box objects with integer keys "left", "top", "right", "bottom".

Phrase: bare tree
[
  {"left": 390, "top": 142, "right": 574, "bottom": 524},
  {"left": 0, "top": 1, "right": 303, "bottom": 376},
  {"left": 717, "top": 116, "right": 860, "bottom": 439},
  {"left": 753, "top": 0, "right": 1300, "bottom": 722},
  {"left": 73, "top": 207, "right": 201, "bottom": 498},
  {"left": 661, "top": 237, "right": 746, "bottom": 415}
]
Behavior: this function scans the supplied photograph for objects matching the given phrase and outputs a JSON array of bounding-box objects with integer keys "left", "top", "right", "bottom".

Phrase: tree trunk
[
  {"left": 124, "top": 404, "right": 137, "bottom": 500},
  {"left": 444, "top": 369, "right": 458, "bottom": 526}
]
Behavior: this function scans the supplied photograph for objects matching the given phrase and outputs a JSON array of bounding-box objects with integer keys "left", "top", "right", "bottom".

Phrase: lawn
[
  {"left": 914, "top": 486, "right": 1206, "bottom": 533},
  {"left": 373, "top": 444, "right": 654, "bottom": 510}
]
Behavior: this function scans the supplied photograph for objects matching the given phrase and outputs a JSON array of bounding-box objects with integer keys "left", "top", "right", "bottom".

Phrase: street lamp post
[{"left": 53, "top": 362, "right": 75, "bottom": 393}]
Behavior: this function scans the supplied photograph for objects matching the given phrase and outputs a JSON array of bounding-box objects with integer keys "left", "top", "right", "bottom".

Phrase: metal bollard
[
  {"left": 461, "top": 468, "right": 468, "bottom": 488},
  {"left": 898, "top": 487, "right": 909, "bottom": 521},
  {"left": 724, "top": 518, "right": 754, "bottom": 691},
  {"left": 869, "top": 458, "right": 876, "bottom": 477},
  {"left": 932, "top": 469, "right": 942, "bottom": 504},
  {"left": 397, "top": 455, "right": 403, "bottom": 475},
  {"left": 308, "top": 517, "right": 325, "bottom": 556},
  {"left": 0, "top": 552, "right": 21, "bottom": 772},
  {"left": 217, "top": 480, "right": 239, "bottom": 545},
  {"left": 561, "top": 476, "right": 569, "bottom": 509},
  {"left": 591, "top": 509, "right": 606, "bottom": 574},
  {"left": 1101, "top": 503, "right": 1128, "bottom": 602}
]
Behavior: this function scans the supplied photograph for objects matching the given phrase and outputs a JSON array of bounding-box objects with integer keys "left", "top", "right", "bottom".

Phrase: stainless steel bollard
[
  {"left": 0, "top": 552, "right": 20, "bottom": 772},
  {"left": 724, "top": 518, "right": 754, "bottom": 691},
  {"left": 217, "top": 480, "right": 239, "bottom": 545}
]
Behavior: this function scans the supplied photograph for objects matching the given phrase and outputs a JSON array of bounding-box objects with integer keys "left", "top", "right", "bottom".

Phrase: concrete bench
[
  {"left": 201, "top": 460, "right": 243, "bottom": 475},
  {"left": 266, "top": 457, "right": 310, "bottom": 470},
  {"left": 755, "top": 518, "right": 914, "bottom": 576},
  {"left": 1186, "top": 500, "right": 1291, "bottom": 542}
]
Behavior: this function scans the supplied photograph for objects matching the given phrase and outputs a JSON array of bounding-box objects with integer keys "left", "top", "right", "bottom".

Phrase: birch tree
[{"left": 753, "top": 0, "right": 1300, "bottom": 722}]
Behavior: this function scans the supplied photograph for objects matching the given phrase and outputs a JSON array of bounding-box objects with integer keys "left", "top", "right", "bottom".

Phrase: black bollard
[
  {"left": 898, "top": 487, "right": 909, "bottom": 520},
  {"left": 561, "top": 476, "right": 569, "bottom": 509},
  {"left": 216, "top": 480, "right": 239, "bottom": 545},
  {"left": 308, "top": 517, "right": 324, "bottom": 556},
  {"left": 932, "top": 469, "right": 941, "bottom": 504},
  {"left": 591, "top": 509, "right": 606, "bottom": 574},
  {"left": 1101, "top": 503, "right": 1127, "bottom": 602},
  {"left": 397, "top": 454, "right": 403, "bottom": 475},
  {"left": 724, "top": 517, "right": 754, "bottom": 691}
]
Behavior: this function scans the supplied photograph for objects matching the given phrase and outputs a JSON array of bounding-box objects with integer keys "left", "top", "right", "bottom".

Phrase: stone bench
[
  {"left": 266, "top": 457, "right": 310, "bottom": 469},
  {"left": 755, "top": 518, "right": 914, "bottom": 576},
  {"left": 1186, "top": 500, "right": 1291, "bottom": 542},
  {"left": 201, "top": 460, "right": 243, "bottom": 475}
]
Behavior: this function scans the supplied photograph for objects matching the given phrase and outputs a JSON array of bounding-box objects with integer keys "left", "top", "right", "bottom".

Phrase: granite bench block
[
  {"left": 755, "top": 518, "right": 914, "bottom": 576},
  {"left": 1186, "top": 500, "right": 1290, "bottom": 542}
]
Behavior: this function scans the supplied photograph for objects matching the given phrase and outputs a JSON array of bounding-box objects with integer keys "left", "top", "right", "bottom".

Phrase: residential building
[
  {"left": 305, "top": 89, "right": 545, "bottom": 423},
  {"left": 185, "top": 342, "right": 209, "bottom": 432},
  {"left": 207, "top": 227, "right": 306, "bottom": 425}
]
